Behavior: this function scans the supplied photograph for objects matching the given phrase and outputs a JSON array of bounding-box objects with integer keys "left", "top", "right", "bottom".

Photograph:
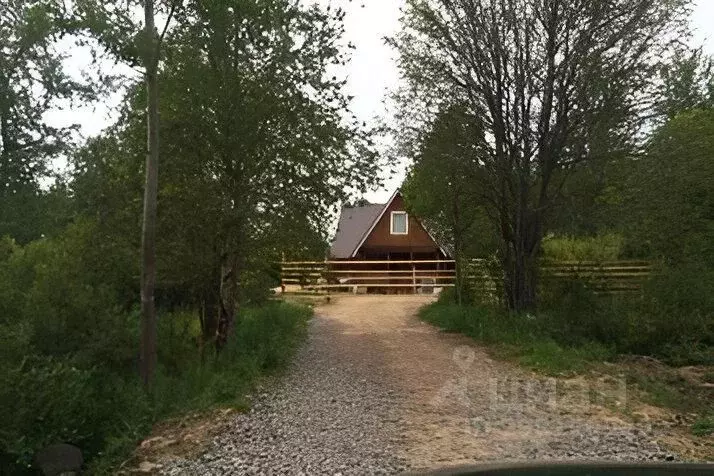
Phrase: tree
[
  {"left": 627, "top": 108, "right": 714, "bottom": 265},
  {"left": 402, "top": 104, "right": 494, "bottom": 304},
  {"left": 394, "top": 0, "right": 691, "bottom": 311},
  {"left": 0, "top": 1, "right": 94, "bottom": 242},
  {"left": 71, "top": 0, "right": 381, "bottom": 351},
  {"left": 657, "top": 48, "right": 714, "bottom": 120},
  {"left": 158, "top": 0, "right": 381, "bottom": 349}
]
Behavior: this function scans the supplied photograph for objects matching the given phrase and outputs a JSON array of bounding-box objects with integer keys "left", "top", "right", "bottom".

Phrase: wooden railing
[
  {"left": 539, "top": 260, "right": 653, "bottom": 293},
  {"left": 279, "top": 259, "right": 653, "bottom": 294},
  {"left": 280, "top": 260, "right": 455, "bottom": 293}
]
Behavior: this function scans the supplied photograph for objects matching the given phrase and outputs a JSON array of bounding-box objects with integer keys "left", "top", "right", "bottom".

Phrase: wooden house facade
[{"left": 328, "top": 191, "right": 453, "bottom": 293}]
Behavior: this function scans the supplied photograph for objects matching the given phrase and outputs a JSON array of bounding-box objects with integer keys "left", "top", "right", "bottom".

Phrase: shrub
[
  {"left": 0, "top": 356, "right": 104, "bottom": 469},
  {"left": 536, "top": 261, "right": 713, "bottom": 365},
  {"left": 692, "top": 416, "right": 714, "bottom": 437},
  {"left": 539, "top": 279, "right": 628, "bottom": 346},
  {"left": 629, "top": 263, "right": 714, "bottom": 363},
  {"left": 542, "top": 233, "right": 624, "bottom": 261},
  {"left": 0, "top": 222, "right": 313, "bottom": 472}
]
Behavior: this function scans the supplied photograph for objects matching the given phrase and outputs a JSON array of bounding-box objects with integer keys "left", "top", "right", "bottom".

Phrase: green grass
[
  {"left": 1, "top": 301, "right": 312, "bottom": 474},
  {"left": 421, "top": 296, "right": 713, "bottom": 436},
  {"left": 419, "top": 301, "right": 615, "bottom": 376},
  {"left": 518, "top": 340, "right": 613, "bottom": 375},
  {"left": 692, "top": 416, "right": 714, "bottom": 437},
  {"left": 93, "top": 300, "right": 312, "bottom": 472}
]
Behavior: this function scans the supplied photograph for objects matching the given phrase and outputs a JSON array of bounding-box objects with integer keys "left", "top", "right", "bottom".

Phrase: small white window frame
[{"left": 390, "top": 211, "right": 408, "bottom": 235}]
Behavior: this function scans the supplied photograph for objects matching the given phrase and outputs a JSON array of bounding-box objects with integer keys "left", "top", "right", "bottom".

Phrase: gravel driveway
[{"left": 163, "top": 295, "right": 683, "bottom": 475}]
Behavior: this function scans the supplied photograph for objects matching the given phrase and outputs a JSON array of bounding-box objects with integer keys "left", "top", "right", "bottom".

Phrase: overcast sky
[{"left": 50, "top": 0, "right": 714, "bottom": 203}]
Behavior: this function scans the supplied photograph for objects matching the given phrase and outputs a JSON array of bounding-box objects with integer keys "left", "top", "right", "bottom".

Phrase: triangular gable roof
[
  {"left": 329, "top": 190, "right": 449, "bottom": 259},
  {"left": 329, "top": 203, "right": 384, "bottom": 259}
]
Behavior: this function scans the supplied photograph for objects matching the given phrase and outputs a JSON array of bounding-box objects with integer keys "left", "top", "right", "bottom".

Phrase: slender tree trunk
[
  {"left": 140, "top": 0, "right": 159, "bottom": 389},
  {"left": 452, "top": 197, "right": 464, "bottom": 306},
  {"left": 216, "top": 250, "right": 238, "bottom": 351},
  {"left": 199, "top": 288, "right": 219, "bottom": 362}
]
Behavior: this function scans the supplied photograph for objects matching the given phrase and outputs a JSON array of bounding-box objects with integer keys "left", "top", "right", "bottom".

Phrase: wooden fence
[
  {"left": 280, "top": 259, "right": 455, "bottom": 294},
  {"left": 279, "top": 259, "right": 653, "bottom": 295},
  {"left": 540, "top": 260, "right": 653, "bottom": 293}
]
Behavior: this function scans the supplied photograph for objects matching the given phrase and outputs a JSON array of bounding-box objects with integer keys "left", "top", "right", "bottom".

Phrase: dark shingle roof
[{"left": 329, "top": 203, "right": 384, "bottom": 258}]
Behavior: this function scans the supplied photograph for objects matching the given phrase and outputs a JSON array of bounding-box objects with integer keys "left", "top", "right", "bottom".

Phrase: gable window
[{"left": 390, "top": 211, "right": 408, "bottom": 235}]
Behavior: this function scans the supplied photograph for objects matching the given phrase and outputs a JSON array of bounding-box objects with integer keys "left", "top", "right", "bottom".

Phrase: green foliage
[
  {"left": 626, "top": 109, "right": 714, "bottom": 265},
  {"left": 67, "top": 0, "right": 373, "bottom": 323},
  {"left": 632, "top": 264, "right": 714, "bottom": 363},
  {"left": 657, "top": 49, "right": 714, "bottom": 120},
  {"left": 420, "top": 300, "right": 614, "bottom": 375},
  {"left": 221, "top": 302, "right": 311, "bottom": 373},
  {"left": 539, "top": 280, "right": 624, "bottom": 346},
  {"left": 0, "top": 227, "right": 312, "bottom": 472},
  {"left": 0, "top": 1, "right": 97, "bottom": 242},
  {"left": 402, "top": 105, "right": 495, "bottom": 257},
  {"left": 425, "top": 261, "right": 713, "bottom": 373},
  {"left": 541, "top": 233, "right": 624, "bottom": 262},
  {"left": 692, "top": 416, "right": 714, "bottom": 437},
  {"left": 0, "top": 357, "right": 102, "bottom": 466},
  {"left": 539, "top": 270, "right": 713, "bottom": 364}
]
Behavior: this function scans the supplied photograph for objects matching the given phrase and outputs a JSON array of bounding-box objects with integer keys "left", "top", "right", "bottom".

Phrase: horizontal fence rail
[
  {"left": 279, "top": 259, "right": 653, "bottom": 295},
  {"left": 280, "top": 259, "right": 455, "bottom": 293}
]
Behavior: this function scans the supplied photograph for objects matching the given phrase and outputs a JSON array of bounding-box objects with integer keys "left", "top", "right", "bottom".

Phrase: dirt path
[
  {"left": 160, "top": 295, "right": 692, "bottom": 475},
  {"left": 315, "top": 295, "right": 679, "bottom": 470}
]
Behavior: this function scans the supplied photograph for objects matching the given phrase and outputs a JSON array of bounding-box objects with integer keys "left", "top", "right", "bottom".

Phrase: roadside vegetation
[
  {"left": 396, "top": 0, "right": 714, "bottom": 444},
  {"left": 0, "top": 0, "right": 378, "bottom": 473},
  {"left": 0, "top": 229, "right": 312, "bottom": 473}
]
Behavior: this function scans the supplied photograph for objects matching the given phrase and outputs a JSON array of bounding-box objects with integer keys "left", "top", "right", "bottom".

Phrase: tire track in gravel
[{"left": 163, "top": 295, "right": 689, "bottom": 475}]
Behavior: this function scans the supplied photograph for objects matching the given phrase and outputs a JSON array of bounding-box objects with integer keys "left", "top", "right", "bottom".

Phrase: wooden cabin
[{"left": 329, "top": 191, "right": 453, "bottom": 293}]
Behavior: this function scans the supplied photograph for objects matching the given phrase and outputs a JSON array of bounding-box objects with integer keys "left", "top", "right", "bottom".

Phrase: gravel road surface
[{"left": 162, "top": 295, "right": 685, "bottom": 475}]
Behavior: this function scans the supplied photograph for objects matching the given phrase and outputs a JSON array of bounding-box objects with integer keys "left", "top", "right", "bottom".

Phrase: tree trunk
[
  {"left": 216, "top": 251, "right": 238, "bottom": 351},
  {"left": 454, "top": 234, "right": 465, "bottom": 306},
  {"left": 502, "top": 207, "right": 541, "bottom": 313},
  {"left": 199, "top": 289, "right": 218, "bottom": 362},
  {"left": 503, "top": 242, "right": 538, "bottom": 312},
  {"left": 452, "top": 197, "right": 465, "bottom": 306},
  {"left": 139, "top": 0, "right": 159, "bottom": 389}
]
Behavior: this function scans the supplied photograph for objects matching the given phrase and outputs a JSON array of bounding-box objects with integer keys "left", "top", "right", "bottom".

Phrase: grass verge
[
  {"left": 419, "top": 299, "right": 713, "bottom": 445},
  {"left": 93, "top": 300, "right": 312, "bottom": 473},
  {"left": 419, "top": 301, "right": 614, "bottom": 376}
]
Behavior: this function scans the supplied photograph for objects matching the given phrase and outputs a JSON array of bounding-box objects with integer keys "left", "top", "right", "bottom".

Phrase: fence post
[
  {"left": 412, "top": 263, "right": 416, "bottom": 294},
  {"left": 280, "top": 253, "right": 285, "bottom": 294}
]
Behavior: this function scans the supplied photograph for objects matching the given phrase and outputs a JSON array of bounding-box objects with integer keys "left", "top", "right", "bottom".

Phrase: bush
[
  {"left": 539, "top": 279, "right": 627, "bottom": 346},
  {"left": 542, "top": 233, "right": 624, "bottom": 261},
  {"left": 0, "top": 356, "right": 106, "bottom": 469},
  {"left": 627, "top": 263, "right": 714, "bottom": 363},
  {"left": 0, "top": 223, "right": 313, "bottom": 472},
  {"left": 536, "top": 260, "right": 713, "bottom": 365},
  {"left": 425, "top": 258, "right": 714, "bottom": 370}
]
